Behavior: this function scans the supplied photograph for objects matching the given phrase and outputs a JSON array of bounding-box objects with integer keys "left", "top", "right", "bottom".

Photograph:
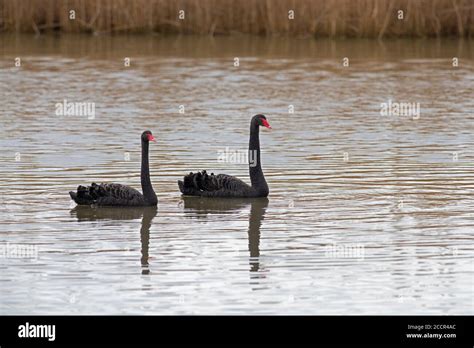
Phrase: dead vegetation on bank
[{"left": 1, "top": 0, "right": 473, "bottom": 37}]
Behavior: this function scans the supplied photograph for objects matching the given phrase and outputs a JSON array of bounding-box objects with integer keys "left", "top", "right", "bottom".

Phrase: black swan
[
  {"left": 178, "top": 114, "right": 271, "bottom": 198},
  {"left": 69, "top": 130, "right": 158, "bottom": 207}
]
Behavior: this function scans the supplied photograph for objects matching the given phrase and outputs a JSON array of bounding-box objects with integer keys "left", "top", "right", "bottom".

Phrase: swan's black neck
[
  {"left": 249, "top": 122, "right": 269, "bottom": 196},
  {"left": 141, "top": 139, "right": 157, "bottom": 205}
]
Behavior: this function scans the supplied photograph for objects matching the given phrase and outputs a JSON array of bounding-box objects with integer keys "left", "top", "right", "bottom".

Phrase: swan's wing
[
  {"left": 70, "top": 183, "right": 143, "bottom": 206},
  {"left": 178, "top": 170, "right": 253, "bottom": 197}
]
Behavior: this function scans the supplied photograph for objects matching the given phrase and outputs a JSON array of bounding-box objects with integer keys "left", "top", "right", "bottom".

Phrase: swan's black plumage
[
  {"left": 69, "top": 130, "right": 157, "bottom": 207},
  {"left": 178, "top": 114, "right": 270, "bottom": 198},
  {"left": 69, "top": 183, "right": 147, "bottom": 206}
]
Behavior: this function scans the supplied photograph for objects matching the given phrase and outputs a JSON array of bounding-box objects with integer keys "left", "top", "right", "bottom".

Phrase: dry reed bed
[{"left": 1, "top": 0, "right": 473, "bottom": 37}]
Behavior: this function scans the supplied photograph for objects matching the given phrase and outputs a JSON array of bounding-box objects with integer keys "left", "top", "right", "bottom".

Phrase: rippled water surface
[{"left": 1, "top": 35, "right": 473, "bottom": 314}]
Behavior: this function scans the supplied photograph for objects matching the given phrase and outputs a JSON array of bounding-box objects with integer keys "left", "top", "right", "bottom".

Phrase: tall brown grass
[{"left": 1, "top": 0, "right": 473, "bottom": 37}]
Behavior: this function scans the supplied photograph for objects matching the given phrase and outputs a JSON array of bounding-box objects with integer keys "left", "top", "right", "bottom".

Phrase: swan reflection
[
  {"left": 70, "top": 206, "right": 157, "bottom": 275},
  {"left": 181, "top": 197, "right": 268, "bottom": 276}
]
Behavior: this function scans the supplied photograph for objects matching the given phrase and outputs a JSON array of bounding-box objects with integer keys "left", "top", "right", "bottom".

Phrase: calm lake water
[{"left": 0, "top": 34, "right": 473, "bottom": 314}]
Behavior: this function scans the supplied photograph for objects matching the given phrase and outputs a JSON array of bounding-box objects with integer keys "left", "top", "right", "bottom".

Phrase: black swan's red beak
[
  {"left": 147, "top": 134, "right": 156, "bottom": 142},
  {"left": 262, "top": 119, "right": 272, "bottom": 129}
]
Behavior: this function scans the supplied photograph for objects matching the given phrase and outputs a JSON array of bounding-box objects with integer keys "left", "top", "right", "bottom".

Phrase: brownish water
[{"left": 0, "top": 34, "right": 473, "bottom": 314}]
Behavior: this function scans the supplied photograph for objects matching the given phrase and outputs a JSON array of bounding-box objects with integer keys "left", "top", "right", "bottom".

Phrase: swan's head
[
  {"left": 253, "top": 114, "right": 272, "bottom": 129},
  {"left": 141, "top": 130, "right": 156, "bottom": 143}
]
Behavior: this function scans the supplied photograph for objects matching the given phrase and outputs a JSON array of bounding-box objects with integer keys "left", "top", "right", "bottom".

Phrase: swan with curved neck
[
  {"left": 178, "top": 114, "right": 271, "bottom": 198},
  {"left": 69, "top": 130, "right": 158, "bottom": 206}
]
